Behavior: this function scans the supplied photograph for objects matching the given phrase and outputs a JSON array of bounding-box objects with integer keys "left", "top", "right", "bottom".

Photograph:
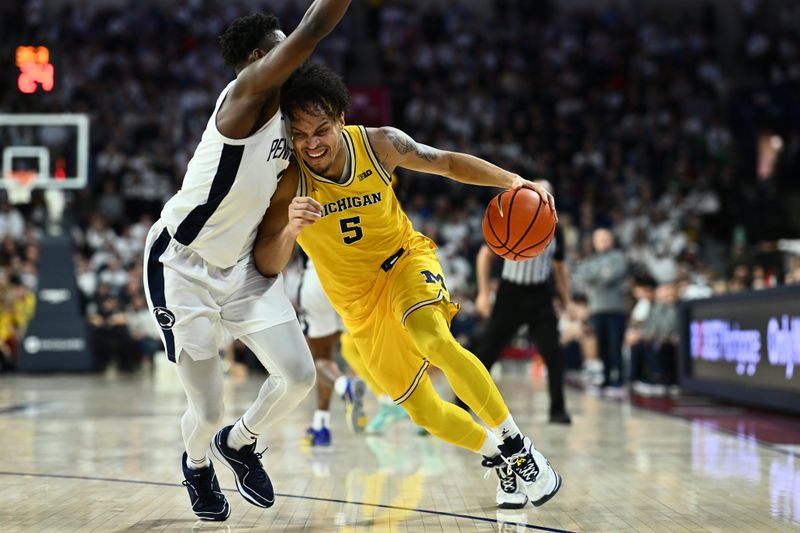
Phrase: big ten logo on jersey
[
  {"left": 267, "top": 138, "right": 292, "bottom": 162},
  {"left": 357, "top": 169, "right": 373, "bottom": 181},
  {"left": 421, "top": 270, "right": 448, "bottom": 292}
]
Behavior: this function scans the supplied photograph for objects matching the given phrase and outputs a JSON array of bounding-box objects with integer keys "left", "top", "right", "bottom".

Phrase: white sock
[
  {"left": 491, "top": 413, "right": 521, "bottom": 443},
  {"left": 477, "top": 427, "right": 502, "bottom": 458},
  {"left": 227, "top": 418, "right": 259, "bottom": 450},
  {"left": 334, "top": 376, "right": 349, "bottom": 397},
  {"left": 312, "top": 409, "right": 330, "bottom": 431},
  {"left": 186, "top": 454, "right": 210, "bottom": 470}
]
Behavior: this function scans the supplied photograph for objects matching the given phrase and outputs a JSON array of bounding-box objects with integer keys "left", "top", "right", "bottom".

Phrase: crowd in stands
[
  {"left": 0, "top": 200, "right": 38, "bottom": 371},
  {"left": 374, "top": 0, "right": 800, "bottom": 392},
  {"left": 1, "top": 0, "right": 798, "bottom": 389}
]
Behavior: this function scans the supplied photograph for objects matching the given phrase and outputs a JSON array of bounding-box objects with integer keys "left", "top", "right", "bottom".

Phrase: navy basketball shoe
[
  {"left": 211, "top": 425, "right": 274, "bottom": 508},
  {"left": 181, "top": 452, "right": 230, "bottom": 521},
  {"left": 304, "top": 426, "right": 332, "bottom": 446}
]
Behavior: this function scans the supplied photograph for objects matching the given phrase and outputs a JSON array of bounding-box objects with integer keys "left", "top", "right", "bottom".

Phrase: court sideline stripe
[
  {"left": 0, "top": 402, "right": 43, "bottom": 415},
  {"left": 0, "top": 470, "right": 574, "bottom": 532}
]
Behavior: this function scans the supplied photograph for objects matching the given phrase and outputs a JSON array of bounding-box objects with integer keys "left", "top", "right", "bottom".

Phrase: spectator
[
  {"left": 0, "top": 200, "right": 25, "bottom": 242},
  {"left": 127, "top": 294, "right": 160, "bottom": 373},
  {"left": 627, "top": 276, "right": 658, "bottom": 385},
  {"left": 10, "top": 274, "right": 35, "bottom": 335},
  {"left": 576, "top": 228, "right": 629, "bottom": 394},
  {"left": 559, "top": 294, "right": 590, "bottom": 374},
  {"left": 75, "top": 254, "right": 97, "bottom": 306},
  {"left": 0, "top": 235, "right": 21, "bottom": 267},
  {"left": 644, "top": 243, "right": 679, "bottom": 284},
  {"left": 646, "top": 283, "right": 680, "bottom": 391},
  {"left": 87, "top": 283, "right": 136, "bottom": 373},
  {"left": 98, "top": 255, "right": 129, "bottom": 297},
  {"left": 96, "top": 180, "right": 126, "bottom": 227},
  {"left": 785, "top": 257, "right": 800, "bottom": 284}
]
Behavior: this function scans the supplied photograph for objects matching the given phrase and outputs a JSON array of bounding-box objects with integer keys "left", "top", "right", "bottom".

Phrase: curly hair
[
  {"left": 219, "top": 13, "right": 280, "bottom": 69},
  {"left": 280, "top": 62, "right": 350, "bottom": 121}
]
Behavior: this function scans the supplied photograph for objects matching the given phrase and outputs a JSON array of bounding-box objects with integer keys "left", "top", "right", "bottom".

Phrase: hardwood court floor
[{"left": 1, "top": 363, "right": 798, "bottom": 532}]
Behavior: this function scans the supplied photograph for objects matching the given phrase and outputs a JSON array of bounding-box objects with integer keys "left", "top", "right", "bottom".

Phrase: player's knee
[
  {"left": 287, "top": 359, "right": 317, "bottom": 393},
  {"left": 197, "top": 401, "right": 224, "bottom": 429},
  {"left": 403, "top": 403, "right": 430, "bottom": 427},
  {"left": 402, "top": 398, "right": 443, "bottom": 429},
  {"left": 313, "top": 359, "right": 333, "bottom": 375},
  {"left": 415, "top": 332, "right": 457, "bottom": 363}
]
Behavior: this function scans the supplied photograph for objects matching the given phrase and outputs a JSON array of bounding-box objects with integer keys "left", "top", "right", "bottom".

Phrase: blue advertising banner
[
  {"left": 18, "top": 234, "right": 92, "bottom": 371},
  {"left": 680, "top": 286, "right": 800, "bottom": 413}
]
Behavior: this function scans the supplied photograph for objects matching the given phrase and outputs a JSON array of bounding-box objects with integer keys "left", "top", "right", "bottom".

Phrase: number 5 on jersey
[{"left": 340, "top": 216, "right": 363, "bottom": 244}]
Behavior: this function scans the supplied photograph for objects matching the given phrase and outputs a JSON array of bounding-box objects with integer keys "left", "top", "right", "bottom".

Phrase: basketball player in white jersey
[
  {"left": 298, "top": 258, "right": 367, "bottom": 445},
  {"left": 142, "top": 1, "right": 351, "bottom": 521}
]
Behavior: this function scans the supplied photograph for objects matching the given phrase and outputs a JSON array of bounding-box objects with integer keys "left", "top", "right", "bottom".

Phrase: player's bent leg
[
  {"left": 306, "top": 332, "right": 339, "bottom": 445},
  {"left": 239, "top": 320, "right": 317, "bottom": 431},
  {"left": 399, "top": 374, "right": 487, "bottom": 452},
  {"left": 405, "top": 304, "right": 563, "bottom": 508},
  {"left": 400, "top": 374, "right": 528, "bottom": 508},
  {"left": 211, "top": 320, "right": 315, "bottom": 508},
  {"left": 308, "top": 331, "right": 367, "bottom": 435},
  {"left": 404, "top": 303, "right": 509, "bottom": 427},
  {"left": 308, "top": 332, "right": 340, "bottom": 403},
  {"left": 175, "top": 351, "right": 230, "bottom": 520},
  {"left": 175, "top": 352, "right": 225, "bottom": 464}
]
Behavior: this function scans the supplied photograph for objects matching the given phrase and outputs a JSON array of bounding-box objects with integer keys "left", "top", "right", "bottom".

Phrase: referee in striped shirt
[{"left": 459, "top": 181, "right": 572, "bottom": 424}]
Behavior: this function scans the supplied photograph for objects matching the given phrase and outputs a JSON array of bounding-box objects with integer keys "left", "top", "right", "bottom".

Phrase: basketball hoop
[{"left": 4, "top": 170, "right": 37, "bottom": 204}]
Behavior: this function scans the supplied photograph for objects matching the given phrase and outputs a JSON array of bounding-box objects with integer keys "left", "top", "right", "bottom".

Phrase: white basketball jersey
[{"left": 160, "top": 80, "right": 292, "bottom": 268}]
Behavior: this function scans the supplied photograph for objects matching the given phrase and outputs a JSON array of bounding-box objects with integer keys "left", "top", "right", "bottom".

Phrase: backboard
[{"left": 0, "top": 113, "right": 89, "bottom": 190}]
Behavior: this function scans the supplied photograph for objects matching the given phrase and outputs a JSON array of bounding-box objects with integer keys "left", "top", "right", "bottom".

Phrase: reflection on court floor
[{"left": 0, "top": 366, "right": 798, "bottom": 532}]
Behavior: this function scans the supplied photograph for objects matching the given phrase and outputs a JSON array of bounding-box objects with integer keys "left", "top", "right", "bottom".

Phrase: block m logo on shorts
[{"left": 420, "top": 270, "right": 448, "bottom": 292}]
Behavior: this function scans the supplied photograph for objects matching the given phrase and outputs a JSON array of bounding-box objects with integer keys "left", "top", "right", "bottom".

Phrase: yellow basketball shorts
[{"left": 345, "top": 235, "right": 459, "bottom": 404}]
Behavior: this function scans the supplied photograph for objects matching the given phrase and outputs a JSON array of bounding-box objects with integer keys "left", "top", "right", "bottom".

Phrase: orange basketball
[{"left": 482, "top": 187, "right": 556, "bottom": 260}]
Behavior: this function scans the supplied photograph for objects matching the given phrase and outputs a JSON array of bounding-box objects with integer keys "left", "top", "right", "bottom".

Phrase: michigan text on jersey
[{"left": 321, "top": 192, "right": 382, "bottom": 217}]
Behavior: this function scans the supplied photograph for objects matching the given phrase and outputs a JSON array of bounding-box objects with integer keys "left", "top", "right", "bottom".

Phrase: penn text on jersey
[{"left": 267, "top": 138, "right": 292, "bottom": 161}]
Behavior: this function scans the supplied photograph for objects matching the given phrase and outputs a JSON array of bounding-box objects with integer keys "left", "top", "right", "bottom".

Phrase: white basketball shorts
[
  {"left": 299, "top": 262, "right": 343, "bottom": 339},
  {"left": 143, "top": 220, "right": 296, "bottom": 362}
]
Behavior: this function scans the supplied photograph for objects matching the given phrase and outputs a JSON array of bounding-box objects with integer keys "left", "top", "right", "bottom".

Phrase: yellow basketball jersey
[{"left": 296, "top": 125, "right": 415, "bottom": 319}]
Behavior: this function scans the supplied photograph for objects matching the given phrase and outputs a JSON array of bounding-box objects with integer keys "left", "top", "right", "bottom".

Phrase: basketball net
[{"left": 4, "top": 170, "right": 37, "bottom": 205}]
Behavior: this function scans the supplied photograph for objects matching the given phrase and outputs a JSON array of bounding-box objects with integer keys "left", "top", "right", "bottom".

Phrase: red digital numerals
[{"left": 16, "top": 46, "right": 54, "bottom": 94}]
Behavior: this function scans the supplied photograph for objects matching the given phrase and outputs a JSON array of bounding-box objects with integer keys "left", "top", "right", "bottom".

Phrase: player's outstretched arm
[
  {"left": 368, "top": 127, "right": 555, "bottom": 211},
  {"left": 253, "top": 161, "right": 322, "bottom": 277},
  {"left": 238, "top": 0, "right": 350, "bottom": 94},
  {"left": 219, "top": 0, "right": 351, "bottom": 138}
]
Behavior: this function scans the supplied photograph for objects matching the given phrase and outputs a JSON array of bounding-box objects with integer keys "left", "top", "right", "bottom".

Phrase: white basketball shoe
[
  {"left": 501, "top": 436, "right": 562, "bottom": 507},
  {"left": 482, "top": 454, "right": 528, "bottom": 509}
]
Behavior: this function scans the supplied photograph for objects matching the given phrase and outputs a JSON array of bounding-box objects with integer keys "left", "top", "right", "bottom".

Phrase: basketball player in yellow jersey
[{"left": 253, "top": 63, "right": 562, "bottom": 509}]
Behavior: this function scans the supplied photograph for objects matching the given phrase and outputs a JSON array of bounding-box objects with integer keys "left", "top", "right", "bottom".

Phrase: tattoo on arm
[{"left": 385, "top": 128, "right": 439, "bottom": 162}]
